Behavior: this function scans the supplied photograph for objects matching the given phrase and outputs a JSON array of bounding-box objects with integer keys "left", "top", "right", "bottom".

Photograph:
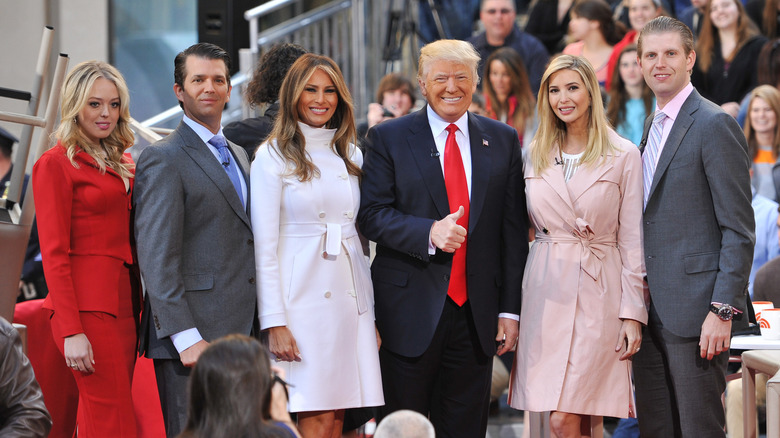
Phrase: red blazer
[{"left": 33, "top": 142, "right": 135, "bottom": 338}]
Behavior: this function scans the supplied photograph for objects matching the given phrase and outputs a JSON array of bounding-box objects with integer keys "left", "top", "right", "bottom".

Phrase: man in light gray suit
[
  {"left": 133, "top": 43, "right": 257, "bottom": 437},
  {"left": 633, "top": 17, "right": 755, "bottom": 437}
]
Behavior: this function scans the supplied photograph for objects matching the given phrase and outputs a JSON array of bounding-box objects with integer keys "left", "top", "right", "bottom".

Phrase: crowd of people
[{"left": 8, "top": 0, "right": 780, "bottom": 436}]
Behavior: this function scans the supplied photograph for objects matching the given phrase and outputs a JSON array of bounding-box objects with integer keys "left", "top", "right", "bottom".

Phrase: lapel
[
  {"left": 638, "top": 113, "right": 653, "bottom": 153},
  {"left": 74, "top": 151, "right": 127, "bottom": 191},
  {"left": 174, "top": 121, "right": 251, "bottom": 228},
  {"left": 466, "top": 113, "right": 491, "bottom": 233},
  {"left": 538, "top": 148, "right": 576, "bottom": 213},
  {"left": 407, "top": 108, "right": 450, "bottom": 219},
  {"left": 567, "top": 151, "right": 615, "bottom": 203},
  {"left": 647, "top": 90, "right": 698, "bottom": 202}
]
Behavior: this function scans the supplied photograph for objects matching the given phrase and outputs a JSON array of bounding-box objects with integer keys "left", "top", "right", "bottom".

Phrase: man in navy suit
[{"left": 358, "top": 39, "right": 528, "bottom": 437}]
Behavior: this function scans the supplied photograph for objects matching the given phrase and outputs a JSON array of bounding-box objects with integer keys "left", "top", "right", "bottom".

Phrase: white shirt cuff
[
  {"left": 170, "top": 328, "right": 203, "bottom": 353},
  {"left": 428, "top": 226, "right": 436, "bottom": 255},
  {"left": 499, "top": 312, "right": 520, "bottom": 321}
]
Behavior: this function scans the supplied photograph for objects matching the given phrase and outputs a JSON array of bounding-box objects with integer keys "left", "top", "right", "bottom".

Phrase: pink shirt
[{"left": 562, "top": 41, "right": 609, "bottom": 85}]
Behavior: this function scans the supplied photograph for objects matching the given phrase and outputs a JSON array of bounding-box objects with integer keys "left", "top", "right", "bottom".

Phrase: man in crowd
[
  {"left": 358, "top": 38, "right": 528, "bottom": 437},
  {"left": 134, "top": 42, "right": 256, "bottom": 437},
  {"left": 634, "top": 16, "right": 754, "bottom": 437},
  {"left": 467, "top": 0, "right": 548, "bottom": 94}
]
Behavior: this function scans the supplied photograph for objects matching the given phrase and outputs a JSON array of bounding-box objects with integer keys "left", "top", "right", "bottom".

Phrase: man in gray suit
[
  {"left": 633, "top": 17, "right": 755, "bottom": 437},
  {"left": 133, "top": 43, "right": 257, "bottom": 437}
]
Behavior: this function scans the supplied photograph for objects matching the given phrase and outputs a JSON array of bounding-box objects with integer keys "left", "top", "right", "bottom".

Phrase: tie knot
[
  {"left": 653, "top": 111, "right": 666, "bottom": 125},
  {"left": 209, "top": 135, "right": 227, "bottom": 149},
  {"left": 446, "top": 124, "right": 458, "bottom": 135}
]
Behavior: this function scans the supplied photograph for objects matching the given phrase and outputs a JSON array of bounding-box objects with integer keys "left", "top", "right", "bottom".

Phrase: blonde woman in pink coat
[{"left": 508, "top": 54, "right": 648, "bottom": 437}]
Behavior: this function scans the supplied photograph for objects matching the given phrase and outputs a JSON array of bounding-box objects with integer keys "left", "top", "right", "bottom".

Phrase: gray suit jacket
[
  {"left": 134, "top": 121, "right": 257, "bottom": 359},
  {"left": 640, "top": 88, "right": 754, "bottom": 337}
]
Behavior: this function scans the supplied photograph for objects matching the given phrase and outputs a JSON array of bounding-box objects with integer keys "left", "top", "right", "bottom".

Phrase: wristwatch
[{"left": 709, "top": 303, "right": 742, "bottom": 321}]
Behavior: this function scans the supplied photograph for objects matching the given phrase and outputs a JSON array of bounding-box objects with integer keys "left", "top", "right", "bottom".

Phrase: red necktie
[{"left": 444, "top": 124, "right": 469, "bottom": 306}]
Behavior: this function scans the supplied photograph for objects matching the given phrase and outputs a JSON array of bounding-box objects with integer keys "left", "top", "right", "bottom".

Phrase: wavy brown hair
[
  {"left": 55, "top": 61, "right": 134, "bottom": 178},
  {"left": 483, "top": 48, "right": 536, "bottom": 133},
  {"left": 246, "top": 43, "right": 307, "bottom": 107},
  {"left": 606, "top": 44, "right": 654, "bottom": 128},
  {"left": 696, "top": 0, "right": 759, "bottom": 73},
  {"left": 266, "top": 54, "right": 360, "bottom": 182}
]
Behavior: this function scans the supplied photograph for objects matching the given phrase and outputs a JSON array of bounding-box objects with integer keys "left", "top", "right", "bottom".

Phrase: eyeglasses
[{"left": 484, "top": 8, "right": 513, "bottom": 15}]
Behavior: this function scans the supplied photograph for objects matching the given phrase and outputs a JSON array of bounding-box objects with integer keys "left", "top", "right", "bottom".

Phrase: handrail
[
  {"left": 245, "top": 0, "right": 301, "bottom": 53},
  {"left": 255, "top": 0, "right": 351, "bottom": 47}
]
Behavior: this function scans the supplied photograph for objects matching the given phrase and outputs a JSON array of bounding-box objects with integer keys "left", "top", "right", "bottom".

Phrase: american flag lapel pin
[{"left": 482, "top": 139, "right": 489, "bottom": 147}]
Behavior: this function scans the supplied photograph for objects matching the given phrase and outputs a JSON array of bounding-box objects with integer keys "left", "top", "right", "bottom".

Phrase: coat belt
[
  {"left": 534, "top": 218, "right": 616, "bottom": 283},
  {"left": 279, "top": 222, "right": 370, "bottom": 315}
]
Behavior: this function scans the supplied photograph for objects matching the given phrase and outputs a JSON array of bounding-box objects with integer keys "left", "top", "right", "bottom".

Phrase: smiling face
[
  {"left": 638, "top": 31, "right": 696, "bottom": 108},
  {"left": 77, "top": 77, "right": 120, "bottom": 145},
  {"left": 709, "top": 0, "right": 740, "bottom": 30},
  {"left": 749, "top": 97, "right": 778, "bottom": 135},
  {"left": 381, "top": 89, "right": 413, "bottom": 117},
  {"left": 419, "top": 59, "right": 476, "bottom": 123},
  {"left": 296, "top": 69, "right": 339, "bottom": 128},
  {"left": 174, "top": 55, "right": 232, "bottom": 134},
  {"left": 628, "top": 0, "right": 661, "bottom": 31},
  {"left": 548, "top": 69, "right": 591, "bottom": 130},
  {"left": 619, "top": 50, "right": 644, "bottom": 88},
  {"left": 489, "top": 59, "right": 512, "bottom": 102}
]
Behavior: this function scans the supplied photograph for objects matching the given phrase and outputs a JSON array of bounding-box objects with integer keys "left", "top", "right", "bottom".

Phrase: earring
[{"left": 73, "top": 117, "right": 77, "bottom": 124}]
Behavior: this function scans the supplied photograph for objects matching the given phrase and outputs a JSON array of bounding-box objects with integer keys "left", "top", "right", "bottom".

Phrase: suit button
[
  {"left": 319, "top": 211, "right": 326, "bottom": 218},
  {"left": 249, "top": 277, "right": 255, "bottom": 284},
  {"left": 247, "top": 239, "right": 254, "bottom": 245},
  {"left": 324, "top": 291, "right": 332, "bottom": 298},
  {"left": 444, "top": 274, "right": 450, "bottom": 281},
  {"left": 344, "top": 211, "right": 354, "bottom": 219}
]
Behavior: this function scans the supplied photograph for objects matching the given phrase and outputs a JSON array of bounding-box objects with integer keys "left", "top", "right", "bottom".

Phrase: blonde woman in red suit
[{"left": 32, "top": 61, "right": 139, "bottom": 437}]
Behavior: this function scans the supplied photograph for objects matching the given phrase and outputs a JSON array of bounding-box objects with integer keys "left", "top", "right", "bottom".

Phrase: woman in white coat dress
[{"left": 250, "top": 54, "right": 383, "bottom": 438}]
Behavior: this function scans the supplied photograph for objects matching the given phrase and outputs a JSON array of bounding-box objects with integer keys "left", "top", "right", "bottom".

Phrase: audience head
[
  {"left": 758, "top": 38, "right": 780, "bottom": 88},
  {"left": 374, "top": 410, "right": 435, "bottom": 438},
  {"left": 484, "top": 47, "right": 536, "bottom": 130},
  {"left": 469, "top": 92, "right": 487, "bottom": 116},
  {"left": 375, "top": 73, "right": 417, "bottom": 117},
  {"left": 246, "top": 43, "right": 307, "bottom": 108},
  {"left": 745, "top": 85, "right": 780, "bottom": 160},
  {"left": 569, "top": 0, "right": 625, "bottom": 45},
  {"left": 607, "top": 44, "right": 654, "bottom": 127},
  {"left": 180, "top": 334, "right": 285, "bottom": 438},
  {"left": 696, "top": 0, "right": 758, "bottom": 72},
  {"left": 627, "top": 0, "right": 664, "bottom": 32},
  {"left": 173, "top": 43, "right": 232, "bottom": 132},
  {"left": 637, "top": 17, "right": 696, "bottom": 105},
  {"left": 532, "top": 54, "right": 612, "bottom": 172},
  {"left": 0, "top": 126, "right": 18, "bottom": 160},
  {"left": 56, "top": 61, "right": 134, "bottom": 177},
  {"left": 418, "top": 39, "right": 480, "bottom": 123},
  {"left": 480, "top": 0, "right": 517, "bottom": 43},
  {"left": 762, "top": 0, "right": 780, "bottom": 38}
]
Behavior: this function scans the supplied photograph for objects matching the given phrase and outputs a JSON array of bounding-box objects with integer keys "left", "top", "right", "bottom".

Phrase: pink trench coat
[{"left": 509, "top": 130, "right": 648, "bottom": 418}]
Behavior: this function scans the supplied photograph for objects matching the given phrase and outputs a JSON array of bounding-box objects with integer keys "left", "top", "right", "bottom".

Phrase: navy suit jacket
[{"left": 358, "top": 107, "right": 528, "bottom": 357}]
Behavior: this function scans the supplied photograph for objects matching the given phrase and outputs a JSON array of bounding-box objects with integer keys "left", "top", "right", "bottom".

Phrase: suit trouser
[
  {"left": 378, "top": 297, "right": 493, "bottom": 438},
  {"left": 633, "top": 303, "right": 728, "bottom": 438},
  {"left": 153, "top": 358, "right": 191, "bottom": 438}
]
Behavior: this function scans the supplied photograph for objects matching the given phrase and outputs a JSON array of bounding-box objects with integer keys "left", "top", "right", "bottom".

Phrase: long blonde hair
[
  {"left": 55, "top": 61, "right": 134, "bottom": 178},
  {"left": 531, "top": 55, "right": 616, "bottom": 174},
  {"left": 266, "top": 54, "right": 360, "bottom": 182},
  {"left": 745, "top": 85, "right": 780, "bottom": 160}
]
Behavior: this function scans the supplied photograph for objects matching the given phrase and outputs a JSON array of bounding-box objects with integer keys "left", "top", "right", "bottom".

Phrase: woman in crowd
[
  {"left": 177, "top": 334, "right": 300, "bottom": 438},
  {"left": 605, "top": 0, "right": 665, "bottom": 90},
  {"left": 33, "top": 61, "right": 139, "bottom": 437},
  {"left": 508, "top": 55, "right": 647, "bottom": 437},
  {"left": 563, "top": 0, "right": 626, "bottom": 86},
  {"left": 224, "top": 43, "right": 307, "bottom": 159},
  {"left": 692, "top": 0, "right": 767, "bottom": 113},
  {"left": 483, "top": 47, "right": 538, "bottom": 149},
  {"left": 745, "top": 85, "right": 780, "bottom": 200},
  {"left": 251, "top": 53, "right": 383, "bottom": 438},
  {"left": 606, "top": 44, "right": 655, "bottom": 146},
  {"left": 746, "top": 0, "right": 780, "bottom": 39},
  {"left": 358, "top": 73, "right": 416, "bottom": 141}
]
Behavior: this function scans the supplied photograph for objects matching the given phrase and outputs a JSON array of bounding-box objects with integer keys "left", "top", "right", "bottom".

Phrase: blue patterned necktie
[
  {"left": 208, "top": 135, "right": 245, "bottom": 207},
  {"left": 642, "top": 111, "right": 667, "bottom": 209}
]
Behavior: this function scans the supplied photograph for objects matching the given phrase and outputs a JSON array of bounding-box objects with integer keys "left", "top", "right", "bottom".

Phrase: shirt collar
[
  {"left": 182, "top": 114, "right": 224, "bottom": 145},
  {"left": 426, "top": 105, "right": 470, "bottom": 138},
  {"left": 655, "top": 82, "right": 694, "bottom": 122}
]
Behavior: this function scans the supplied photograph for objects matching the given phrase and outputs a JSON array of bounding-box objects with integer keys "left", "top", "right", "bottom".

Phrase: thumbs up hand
[{"left": 431, "top": 206, "right": 467, "bottom": 253}]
